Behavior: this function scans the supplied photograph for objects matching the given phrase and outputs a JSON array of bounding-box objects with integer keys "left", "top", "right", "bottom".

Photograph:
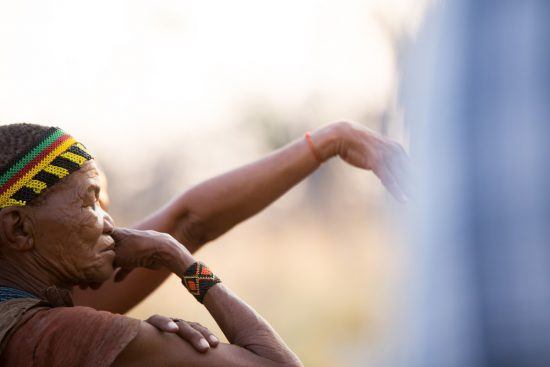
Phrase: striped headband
[{"left": 0, "top": 127, "right": 93, "bottom": 209}]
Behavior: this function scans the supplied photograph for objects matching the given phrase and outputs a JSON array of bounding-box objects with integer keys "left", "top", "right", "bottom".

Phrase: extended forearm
[{"left": 174, "top": 123, "right": 342, "bottom": 247}]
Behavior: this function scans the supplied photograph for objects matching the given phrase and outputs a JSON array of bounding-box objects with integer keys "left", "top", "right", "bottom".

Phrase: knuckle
[
  {"left": 145, "top": 315, "right": 159, "bottom": 323},
  {"left": 190, "top": 330, "right": 204, "bottom": 340},
  {"left": 199, "top": 325, "right": 210, "bottom": 332},
  {"left": 178, "top": 322, "right": 195, "bottom": 334}
]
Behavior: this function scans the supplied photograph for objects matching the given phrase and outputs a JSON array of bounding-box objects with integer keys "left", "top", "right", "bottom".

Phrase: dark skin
[
  {"left": 0, "top": 160, "right": 302, "bottom": 366},
  {"left": 0, "top": 121, "right": 410, "bottom": 365},
  {"left": 0, "top": 161, "right": 219, "bottom": 353},
  {"left": 73, "top": 121, "right": 411, "bottom": 315},
  {"left": 0, "top": 161, "right": 116, "bottom": 295},
  {"left": 110, "top": 227, "right": 302, "bottom": 366}
]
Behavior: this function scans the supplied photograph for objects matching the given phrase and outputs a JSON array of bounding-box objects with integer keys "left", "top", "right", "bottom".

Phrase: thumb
[
  {"left": 111, "top": 227, "right": 138, "bottom": 243},
  {"left": 110, "top": 227, "right": 126, "bottom": 241}
]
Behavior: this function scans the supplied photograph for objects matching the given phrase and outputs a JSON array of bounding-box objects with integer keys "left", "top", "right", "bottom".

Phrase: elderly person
[{"left": 0, "top": 122, "right": 408, "bottom": 366}]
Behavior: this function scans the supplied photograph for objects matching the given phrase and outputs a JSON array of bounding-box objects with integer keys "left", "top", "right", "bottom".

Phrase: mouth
[{"left": 101, "top": 237, "right": 116, "bottom": 252}]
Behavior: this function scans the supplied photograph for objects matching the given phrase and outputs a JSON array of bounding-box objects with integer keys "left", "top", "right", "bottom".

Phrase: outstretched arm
[
  {"left": 73, "top": 121, "right": 410, "bottom": 313},
  {"left": 133, "top": 121, "right": 409, "bottom": 253},
  {"left": 142, "top": 121, "right": 344, "bottom": 251}
]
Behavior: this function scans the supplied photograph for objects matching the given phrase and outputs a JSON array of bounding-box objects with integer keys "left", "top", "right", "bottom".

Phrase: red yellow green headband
[{"left": 0, "top": 127, "right": 93, "bottom": 209}]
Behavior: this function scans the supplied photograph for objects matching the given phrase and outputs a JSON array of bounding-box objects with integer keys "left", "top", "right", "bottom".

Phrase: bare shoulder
[{"left": 112, "top": 321, "right": 295, "bottom": 367}]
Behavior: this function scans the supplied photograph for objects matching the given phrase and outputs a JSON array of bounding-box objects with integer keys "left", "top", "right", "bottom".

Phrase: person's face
[{"left": 29, "top": 159, "right": 116, "bottom": 285}]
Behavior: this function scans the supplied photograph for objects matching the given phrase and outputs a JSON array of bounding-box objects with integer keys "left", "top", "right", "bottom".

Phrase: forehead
[
  {"left": 66, "top": 160, "right": 101, "bottom": 189},
  {"left": 76, "top": 160, "right": 100, "bottom": 181},
  {"left": 38, "top": 160, "right": 100, "bottom": 204}
]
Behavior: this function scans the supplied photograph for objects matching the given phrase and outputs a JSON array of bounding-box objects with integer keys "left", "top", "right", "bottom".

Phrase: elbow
[{"left": 173, "top": 211, "right": 210, "bottom": 251}]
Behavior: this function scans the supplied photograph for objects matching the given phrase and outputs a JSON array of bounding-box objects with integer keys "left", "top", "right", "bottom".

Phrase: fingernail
[
  {"left": 209, "top": 335, "right": 218, "bottom": 343},
  {"left": 199, "top": 338, "right": 210, "bottom": 349},
  {"left": 167, "top": 321, "right": 178, "bottom": 330}
]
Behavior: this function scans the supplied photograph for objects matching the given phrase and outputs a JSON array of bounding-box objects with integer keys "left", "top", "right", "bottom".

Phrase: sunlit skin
[
  {"left": 32, "top": 162, "right": 116, "bottom": 284},
  {"left": 0, "top": 121, "right": 411, "bottom": 366},
  {"left": 0, "top": 160, "right": 220, "bottom": 353},
  {"left": 73, "top": 120, "right": 411, "bottom": 313},
  {"left": 0, "top": 161, "right": 115, "bottom": 295},
  {"left": 0, "top": 159, "right": 303, "bottom": 365}
]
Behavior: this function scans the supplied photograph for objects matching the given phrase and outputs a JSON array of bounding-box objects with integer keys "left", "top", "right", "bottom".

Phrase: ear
[{"left": 0, "top": 207, "right": 34, "bottom": 252}]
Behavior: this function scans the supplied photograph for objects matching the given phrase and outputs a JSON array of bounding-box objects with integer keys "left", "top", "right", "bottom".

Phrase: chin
[
  {"left": 96, "top": 271, "right": 114, "bottom": 283},
  {"left": 84, "top": 262, "right": 116, "bottom": 284}
]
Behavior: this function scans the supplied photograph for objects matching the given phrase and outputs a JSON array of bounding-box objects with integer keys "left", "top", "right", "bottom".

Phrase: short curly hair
[
  {"left": 0, "top": 123, "right": 61, "bottom": 207},
  {"left": 0, "top": 123, "right": 54, "bottom": 172}
]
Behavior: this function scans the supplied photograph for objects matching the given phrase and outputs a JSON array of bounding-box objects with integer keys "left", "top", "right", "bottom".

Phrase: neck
[{"left": 0, "top": 257, "right": 69, "bottom": 298}]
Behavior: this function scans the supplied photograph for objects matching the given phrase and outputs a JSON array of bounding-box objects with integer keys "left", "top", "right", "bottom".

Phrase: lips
[{"left": 101, "top": 237, "right": 115, "bottom": 252}]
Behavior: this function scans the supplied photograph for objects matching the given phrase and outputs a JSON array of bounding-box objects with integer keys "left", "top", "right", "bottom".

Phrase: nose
[{"left": 99, "top": 206, "right": 115, "bottom": 234}]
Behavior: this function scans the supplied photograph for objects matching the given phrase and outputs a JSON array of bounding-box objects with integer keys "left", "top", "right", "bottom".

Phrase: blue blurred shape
[{"left": 400, "top": 1, "right": 550, "bottom": 367}]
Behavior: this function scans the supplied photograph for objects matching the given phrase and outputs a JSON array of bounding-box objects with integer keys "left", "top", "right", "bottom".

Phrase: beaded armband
[
  {"left": 0, "top": 127, "right": 93, "bottom": 209},
  {"left": 181, "top": 262, "right": 221, "bottom": 303}
]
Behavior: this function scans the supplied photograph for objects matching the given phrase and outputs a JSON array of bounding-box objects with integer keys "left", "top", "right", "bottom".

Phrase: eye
[
  {"left": 84, "top": 195, "right": 99, "bottom": 210},
  {"left": 83, "top": 185, "right": 101, "bottom": 210}
]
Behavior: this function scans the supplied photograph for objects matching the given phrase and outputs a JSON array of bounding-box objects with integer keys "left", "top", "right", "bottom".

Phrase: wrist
[
  {"left": 181, "top": 261, "right": 221, "bottom": 303},
  {"left": 310, "top": 122, "right": 347, "bottom": 162},
  {"left": 163, "top": 239, "right": 196, "bottom": 278}
]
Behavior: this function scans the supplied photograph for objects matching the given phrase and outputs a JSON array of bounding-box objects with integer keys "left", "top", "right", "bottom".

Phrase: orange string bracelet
[{"left": 305, "top": 131, "right": 323, "bottom": 164}]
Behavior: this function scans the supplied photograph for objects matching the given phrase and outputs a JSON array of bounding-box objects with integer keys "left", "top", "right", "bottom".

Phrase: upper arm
[
  {"left": 2, "top": 306, "right": 141, "bottom": 367},
  {"left": 112, "top": 321, "right": 296, "bottom": 367}
]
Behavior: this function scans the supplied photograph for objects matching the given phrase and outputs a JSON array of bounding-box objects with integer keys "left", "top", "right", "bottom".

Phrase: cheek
[
  {"left": 75, "top": 208, "right": 104, "bottom": 244},
  {"left": 38, "top": 206, "right": 103, "bottom": 254}
]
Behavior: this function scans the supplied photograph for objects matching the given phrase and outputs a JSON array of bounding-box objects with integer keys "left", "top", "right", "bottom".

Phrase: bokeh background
[
  {"left": 1, "top": 1, "right": 430, "bottom": 366},
  {"left": 5, "top": 1, "right": 550, "bottom": 366}
]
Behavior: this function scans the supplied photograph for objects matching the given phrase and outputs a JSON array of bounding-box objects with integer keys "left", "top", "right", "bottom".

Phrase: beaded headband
[{"left": 0, "top": 127, "right": 93, "bottom": 209}]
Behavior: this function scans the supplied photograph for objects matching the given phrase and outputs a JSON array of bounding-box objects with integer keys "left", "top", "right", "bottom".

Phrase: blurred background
[
  {"left": 7, "top": 1, "right": 550, "bottom": 367},
  {"left": 0, "top": 1, "right": 429, "bottom": 366}
]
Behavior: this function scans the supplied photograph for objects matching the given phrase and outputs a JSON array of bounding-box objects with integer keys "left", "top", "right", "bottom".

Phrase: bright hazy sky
[{"left": 1, "top": 0, "right": 426, "bottom": 160}]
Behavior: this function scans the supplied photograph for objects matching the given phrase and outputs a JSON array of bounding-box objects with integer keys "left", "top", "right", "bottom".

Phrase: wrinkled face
[{"left": 29, "top": 160, "right": 116, "bottom": 285}]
